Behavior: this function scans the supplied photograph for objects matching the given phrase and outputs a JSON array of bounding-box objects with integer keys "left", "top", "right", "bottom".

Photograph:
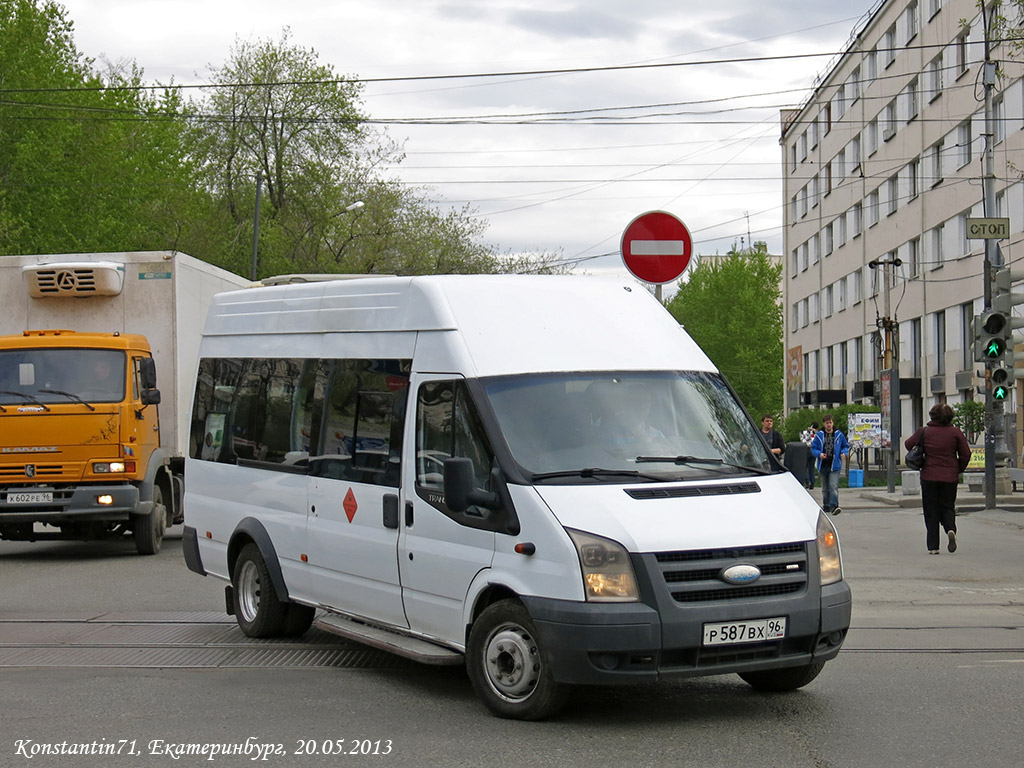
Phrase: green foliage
[
  {"left": 779, "top": 404, "right": 880, "bottom": 443},
  {"left": 953, "top": 400, "right": 985, "bottom": 443},
  {"left": 0, "top": 1, "right": 202, "bottom": 256},
  {"left": 665, "top": 243, "right": 783, "bottom": 420}
]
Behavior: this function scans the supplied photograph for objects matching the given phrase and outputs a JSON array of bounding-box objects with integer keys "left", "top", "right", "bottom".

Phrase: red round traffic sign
[{"left": 620, "top": 210, "right": 693, "bottom": 284}]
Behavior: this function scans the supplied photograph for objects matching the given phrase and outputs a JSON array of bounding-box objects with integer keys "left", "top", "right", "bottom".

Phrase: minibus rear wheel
[
  {"left": 738, "top": 660, "right": 825, "bottom": 692},
  {"left": 466, "top": 599, "right": 568, "bottom": 720},
  {"left": 232, "top": 543, "right": 289, "bottom": 638}
]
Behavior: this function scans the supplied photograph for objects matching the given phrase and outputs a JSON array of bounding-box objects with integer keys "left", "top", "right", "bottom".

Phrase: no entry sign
[{"left": 620, "top": 210, "right": 693, "bottom": 284}]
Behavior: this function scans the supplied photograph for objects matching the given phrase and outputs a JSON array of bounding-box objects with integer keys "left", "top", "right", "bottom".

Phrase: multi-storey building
[{"left": 781, "top": 0, "right": 1024, "bottom": 452}]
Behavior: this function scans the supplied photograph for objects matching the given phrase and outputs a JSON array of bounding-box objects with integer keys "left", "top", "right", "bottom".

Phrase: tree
[
  {"left": 0, "top": 1, "right": 202, "bottom": 256},
  {"left": 183, "top": 30, "right": 518, "bottom": 278},
  {"left": 665, "top": 243, "right": 783, "bottom": 419}
]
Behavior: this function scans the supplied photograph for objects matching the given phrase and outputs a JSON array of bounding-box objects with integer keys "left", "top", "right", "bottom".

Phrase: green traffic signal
[
  {"left": 984, "top": 337, "right": 1006, "bottom": 359},
  {"left": 994, "top": 384, "right": 1010, "bottom": 400}
]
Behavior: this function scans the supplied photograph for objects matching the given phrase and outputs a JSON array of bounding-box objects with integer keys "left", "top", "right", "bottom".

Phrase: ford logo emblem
[{"left": 722, "top": 564, "right": 761, "bottom": 585}]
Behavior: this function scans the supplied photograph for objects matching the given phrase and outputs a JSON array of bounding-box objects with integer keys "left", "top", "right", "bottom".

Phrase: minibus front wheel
[
  {"left": 232, "top": 543, "right": 289, "bottom": 638},
  {"left": 466, "top": 599, "right": 568, "bottom": 720}
]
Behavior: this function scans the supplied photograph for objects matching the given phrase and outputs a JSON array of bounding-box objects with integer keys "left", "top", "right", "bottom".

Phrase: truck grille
[
  {"left": 654, "top": 542, "right": 808, "bottom": 604},
  {"left": 0, "top": 464, "right": 64, "bottom": 480}
]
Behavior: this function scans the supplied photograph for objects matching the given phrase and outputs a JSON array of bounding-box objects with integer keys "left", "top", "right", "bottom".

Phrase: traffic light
[
  {"left": 975, "top": 309, "right": 1009, "bottom": 363},
  {"left": 991, "top": 267, "right": 1024, "bottom": 378},
  {"left": 992, "top": 364, "right": 1012, "bottom": 402}
]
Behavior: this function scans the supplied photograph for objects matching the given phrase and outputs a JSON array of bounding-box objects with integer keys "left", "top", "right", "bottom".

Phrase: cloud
[{"left": 505, "top": 9, "right": 643, "bottom": 41}]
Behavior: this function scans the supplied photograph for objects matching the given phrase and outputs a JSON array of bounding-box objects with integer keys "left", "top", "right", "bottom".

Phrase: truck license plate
[
  {"left": 702, "top": 617, "right": 786, "bottom": 646},
  {"left": 7, "top": 492, "right": 53, "bottom": 504}
]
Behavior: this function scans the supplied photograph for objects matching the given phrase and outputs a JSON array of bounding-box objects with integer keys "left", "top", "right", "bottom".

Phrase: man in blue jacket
[{"left": 811, "top": 414, "right": 850, "bottom": 515}]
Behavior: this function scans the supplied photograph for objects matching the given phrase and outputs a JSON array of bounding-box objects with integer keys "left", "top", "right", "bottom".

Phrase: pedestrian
[
  {"left": 759, "top": 414, "right": 785, "bottom": 459},
  {"left": 811, "top": 414, "right": 849, "bottom": 515},
  {"left": 904, "top": 403, "right": 971, "bottom": 555},
  {"left": 800, "top": 422, "right": 819, "bottom": 489}
]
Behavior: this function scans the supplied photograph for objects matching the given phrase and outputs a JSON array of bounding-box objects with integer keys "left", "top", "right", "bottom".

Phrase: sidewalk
[{"left": 802, "top": 480, "right": 1024, "bottom": 512}]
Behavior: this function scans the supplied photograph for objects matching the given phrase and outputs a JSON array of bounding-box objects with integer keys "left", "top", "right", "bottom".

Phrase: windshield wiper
[
  {"left": 531, "top": 467, "right": 669, "bottom": 483},
  {"left": 635, "top": 455, "right": 773, "bottom": 475},
  {"left": 39, "top": 390, "right": 96, "bottom": 411},
  {"left": 0, "top": 390, "right": 51, "bottom": 412}
]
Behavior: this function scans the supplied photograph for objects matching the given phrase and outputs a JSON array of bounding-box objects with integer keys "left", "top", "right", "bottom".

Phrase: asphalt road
[{"left": 2, "top": 507, "right": 1023, "bottom": 768}]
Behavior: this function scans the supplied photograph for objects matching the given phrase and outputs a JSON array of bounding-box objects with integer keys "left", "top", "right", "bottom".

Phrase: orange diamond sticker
[{"left": 343, "top": 488, "right": 358, "bottom": 522}]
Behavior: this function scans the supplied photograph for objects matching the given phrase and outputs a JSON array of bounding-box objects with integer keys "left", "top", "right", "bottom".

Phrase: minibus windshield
[{"left": 482, "top": 371, "right": 775, "bottom": 482}]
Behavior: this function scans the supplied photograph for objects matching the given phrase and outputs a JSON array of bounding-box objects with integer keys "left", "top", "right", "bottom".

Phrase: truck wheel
[
  {"left": 232, "top": 543, "right": 288, "bottom": 638},
  {"left": 466, "top": 599, "right": 568, "bottom": 720},
  {"left": 282, "top": 603, "right": 316, "bottom": 637},
  {"left": 739, "top": 661, "right": 825, "bottom": 692},
  {"left": 132, "top": 485, "right": 167, "bottom": 555}
]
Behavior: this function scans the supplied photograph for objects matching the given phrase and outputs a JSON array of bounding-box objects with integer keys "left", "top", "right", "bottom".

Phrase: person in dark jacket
[
  {"left": 759, "top": 414, "right": 785, "bottom": 458},
  {"left": 905, "top": 403, "right": 971, "bottom": 555}
]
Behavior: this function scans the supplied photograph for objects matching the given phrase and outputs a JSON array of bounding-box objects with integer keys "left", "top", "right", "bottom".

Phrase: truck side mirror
[
  {"left": 443, "top": 457, "right": 500, "bottom": 513},
  {"left": 141, "top": 389, "right": 161, "bottom": 406},
  {"left": 139, "top": 357, "right": 158, "bottom": 390}
]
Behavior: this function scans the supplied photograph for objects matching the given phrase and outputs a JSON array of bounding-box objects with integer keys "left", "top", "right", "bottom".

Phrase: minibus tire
[
  {"left": 282, "top": 603, "right": 316, "bottom": 637},
  {"left": 132, "top": 485, "right": 166, "bottom": 555},
  {"left": 232, "top": 543, "right": 289, "bottom": 638},
  {"left": 738, "top": 660, "right": 825, "bottom": 692},
  {"left": 466, "top": 600, "right": 568, "bottom": 720}
]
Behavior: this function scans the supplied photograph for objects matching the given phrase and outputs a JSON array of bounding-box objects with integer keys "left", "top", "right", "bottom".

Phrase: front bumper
[
  {"left": 0, "top": 484, "right": 148, "bottom": 524},
  {"left": 523, "top": 581, "right": 852, "bottom": 686}
]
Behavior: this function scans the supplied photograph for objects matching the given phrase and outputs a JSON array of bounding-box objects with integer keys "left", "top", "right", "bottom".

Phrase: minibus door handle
[
  {"left": 405, "top": 501, "right": 414, "bottom": 527},
  {"left": 382, "top": 494, "right": 399, "bottom": 529}
]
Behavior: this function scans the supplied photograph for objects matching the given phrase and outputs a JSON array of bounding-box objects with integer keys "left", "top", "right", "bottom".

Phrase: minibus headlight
[
  {"left": 817, "top": 511, "right": 843, "bottom": 586},
  {"left": 567, "top": 529, "right": 639, "bottom": 602}
]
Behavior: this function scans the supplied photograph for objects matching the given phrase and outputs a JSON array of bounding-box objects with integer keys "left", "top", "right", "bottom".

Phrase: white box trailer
[{"left": 0, "top": 251, "right": 249, "bottom": 553}]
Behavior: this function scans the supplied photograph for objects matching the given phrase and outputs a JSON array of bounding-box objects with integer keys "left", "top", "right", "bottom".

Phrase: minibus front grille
[
  {"left": 625, "top": 482, "right": 760, "bottom": 500},
  {"left": 653, "top": 542, "right": 809, "bottom": 604}
]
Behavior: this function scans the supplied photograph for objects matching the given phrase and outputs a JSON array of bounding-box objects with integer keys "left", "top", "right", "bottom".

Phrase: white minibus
[{"left": 183, "top": 275, "right": 850, "bottom": 720}]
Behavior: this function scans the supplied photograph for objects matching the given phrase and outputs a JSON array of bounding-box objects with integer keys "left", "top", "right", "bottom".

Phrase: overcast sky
[{"left": 57, "top": 0, "right": 880, "bottom": 280}]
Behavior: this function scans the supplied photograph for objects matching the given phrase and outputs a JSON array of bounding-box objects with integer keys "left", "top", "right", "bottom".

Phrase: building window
[
  {"left": 800, "top": 299, "right": 809, "bottom": 328},
  {"left": 824, "top": 222, "right": 834, "bottom": 255},
  {"left": 958, "top": 121, "right": 972, "bottom": 167},
  {"left": 906, "top": 78, "right": 919, "bottom": 121},
  {"left": 850, "top": 135, "right": 861, "bottom": 173},
  {"left": 909, "top": 159, "right": 920, "bottom": 200},
  {"left": 994, "top": 96, "right": 1005, "bottom": 144},
  {"left": 837, "top": 278, "right": 848, "bottom": 311},
  {"left": 961, "top": 302, "right": 973, "bottom": 370},
  {"left": 799, "top": 185, "right": 808, "bottom": 218},
  {"left": 810, "top": 117, "right": 820, "bottom": 149},
  {"left": 852, "top": 270, "right": 863, "bottom": 304},
  {"left": 811, "top": 233, "right": 820, "bottom": 265},
  {"left": 792, "top": 303, "right": 799, "bottom": 328},
  {"left": 909, "top": 237, "right": 921, "bottom": 277},
  {"left": 884, "top": 25, "right": 897, "bottom": 68},
  {"left": 906, "top": 1, "right": 919, "bottom": 43},
  {"left": 868, "top": 189, "right": 880, "bottom": 226},
  {"left": 930, "top": 140, "right": 944, "bottom": 186},
  {"left": 799, "top": 130, "right": 808, "bottom": 161},
  {"left": 935, "top": 310, "right": 946, "bottom": 376},
  {"left": 959, "top": 213, "right": 971, "bottom": 256},
  {"left": 996, "top": 189, "right": 1005, "bottom": 218},
  {"left": 791, "top": 248, "right": 799, "bottom": 276},
  {"left": 929, "top": 0, "right": 942, "bottom": 21},
  {"left": 835, "top": 85, "right": 847, "bottom": 120},
  {"left": 838, "top": 213, "right": 848, "bottom": 247},
  {"left": 887, "top": 175, "right": 899, "bottom": 215},
  {"left": 801, "top": 242, "right": 809, "bottom": 271},
  {"left": 884, "top": 101, "right": 897, "bottom": 140},
  {"left": 810, "top": 293, "right": 820, "bottom": 324},
  {"left": 866, "top": 47, "right": 878, "bottom": 83},
  {"left": 824, "top": 285, "right": 833, "bottom": 318},
  {"left": 928, "top": 55, "right": 944, "bottom": 101},
  {"left": 790, "top": 144, "right": 797, "bottom": 172},
  {"left": 852, "top": 202, "right": 863, "bottom": 237},
  {"left": 866, "top": 118, "right": 878, "bottom": 156},
  {"left": 931, "top": 223, "right": 945, "bottom": 270},
  {"left": 825, "top": 163, "right": 833, "bottom": 195},
  {"left": 836, "top": 149, "right": 847, "bottom": 182},
  {"left": 956, "top": 28, "right": 970, "bottom": 76},
  {"left": 823, "top": 103, "right": 832, "bottom": 134}
]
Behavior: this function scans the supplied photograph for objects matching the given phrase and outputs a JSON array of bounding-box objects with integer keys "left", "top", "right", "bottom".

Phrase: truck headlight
[
  {"left": 93, "top": 461, "right": 133, "bottom": 474},
  {"left": 567, "top": 529, "right": 639, "bottom": 602},
  {"left": 817, "top": 511, "right": 843, "bottom": 586}
]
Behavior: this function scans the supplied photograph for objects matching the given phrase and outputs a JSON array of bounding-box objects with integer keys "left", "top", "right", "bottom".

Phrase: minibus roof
[{"left": 202, "top": 275, "right": 716, "bottom": 377}]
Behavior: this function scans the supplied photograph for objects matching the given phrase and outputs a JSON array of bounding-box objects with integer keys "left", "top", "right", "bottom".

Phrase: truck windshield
[
  {"left": 0, "top": 348, "right": 126, "bottom": 405},
  {"left": 482, "top": 371, "right": 775, "bottom": 482}
]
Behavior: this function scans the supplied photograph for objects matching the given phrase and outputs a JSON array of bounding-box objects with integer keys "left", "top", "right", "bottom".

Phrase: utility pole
[
  {"left": 249, "top": 170, "right": 264, "bottom": 282},
  {"left": 982, "top": 7, "right": 1001, "bottom": 509},
  {"left": 869, "top": 254, "right": 902, "bottom": 493}
]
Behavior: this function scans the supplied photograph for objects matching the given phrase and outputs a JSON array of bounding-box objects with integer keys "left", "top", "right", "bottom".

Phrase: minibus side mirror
[{"left": 443, "top": 457, "right": 500, "bottom": 514}]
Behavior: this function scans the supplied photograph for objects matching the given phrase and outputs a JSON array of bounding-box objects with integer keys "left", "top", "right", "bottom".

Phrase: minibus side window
[
  {"left": 416, "top": 380, "right": 494, "bottom": 507},
  {"left": 310, "top": 359, "right": 409, "bottom": 488}
]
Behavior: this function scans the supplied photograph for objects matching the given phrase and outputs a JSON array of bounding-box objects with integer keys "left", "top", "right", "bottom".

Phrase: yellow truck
[{"left": 0, "top": 252, "right": 248, "bottom": 554}]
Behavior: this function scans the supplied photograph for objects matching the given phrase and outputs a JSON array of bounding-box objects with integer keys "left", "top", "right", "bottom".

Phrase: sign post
[{"left": 620, "top": 211, "right": 693, "bottom": 300}]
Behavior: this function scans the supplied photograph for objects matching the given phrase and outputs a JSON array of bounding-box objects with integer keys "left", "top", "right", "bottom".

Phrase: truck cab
[{"left": 0, "top": 330, "right": 171, "bottom": 553}]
